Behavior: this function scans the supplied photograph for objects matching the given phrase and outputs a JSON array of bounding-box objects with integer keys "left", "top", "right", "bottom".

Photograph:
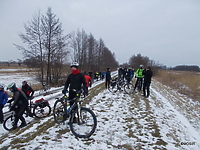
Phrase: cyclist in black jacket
[
  {"left": 62, "top": 62, "right": 86, "bottom": 106},
  {"left": 7, "top": 82, "right": 28, "bottom": 130},
  {"left": 142, "top": 66, "right": 153, "bottom": 98}
]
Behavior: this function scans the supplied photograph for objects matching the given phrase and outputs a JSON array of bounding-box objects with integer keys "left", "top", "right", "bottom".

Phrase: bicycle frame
[{"left": 60, "top": 95, "right": 84, "bottom": 124}]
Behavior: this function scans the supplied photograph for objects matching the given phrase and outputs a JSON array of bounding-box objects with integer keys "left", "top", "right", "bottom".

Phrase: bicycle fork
[{"left": 77, "top": 102, "right": 84, "bottom": 125}]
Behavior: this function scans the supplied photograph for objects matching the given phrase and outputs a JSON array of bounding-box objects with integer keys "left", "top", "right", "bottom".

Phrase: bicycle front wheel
[
  {"left": 124, "top": 83, "right": 134, "bottom": 94},
  {"left": 53, "top": 99, "right": 65, "bottom": 123},
  {"left": 33, "top": 105, "right": 51, "bottom": 118},
  {"left": 69, "top": 107, "right": 97, "bottom": 138},
  {"left": 3, "top": 115, "right": 21, "bottom": 131}
]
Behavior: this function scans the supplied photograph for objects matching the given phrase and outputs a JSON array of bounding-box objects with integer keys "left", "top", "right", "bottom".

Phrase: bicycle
[
  {"left": 3, "top": 98, "right": 51, "bottom": 131},
  {"left": 124, "top": 82, "right": 134, "bottom": 94},
  {"left": 53, "top": 90, "right": 97, "bottom": 138},
  {"left": 3, "top": 102, "right": 21, "bottom": 131},
  {"left": 108, "top": 78, "right": 126, "bottom": 93},
  {"left": 39, "top": 83, "right": 51, "bottom": 95},
  {"left": 134, "top": 77, "right": 143, "bottom": 92}
]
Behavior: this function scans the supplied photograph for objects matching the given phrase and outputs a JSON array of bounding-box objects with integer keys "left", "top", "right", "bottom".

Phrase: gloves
[
  {"left": 10, "top": 106, "right": 15, "bottom": 111},
  {"left": 7, "top": 99, "right": 12, "bottom": 103},
  {"left": 62, "top": 90, "right": 68, "bottom": 94}
]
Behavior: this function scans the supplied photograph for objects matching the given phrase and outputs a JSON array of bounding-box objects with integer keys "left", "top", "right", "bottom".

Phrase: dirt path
[{"left": 0, "top": 80, "right": 200, "bottom": 149}]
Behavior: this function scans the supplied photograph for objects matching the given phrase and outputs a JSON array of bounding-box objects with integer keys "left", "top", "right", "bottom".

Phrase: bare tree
[{"left": 15, "top": 8, "right": 69, "bottom": 85}]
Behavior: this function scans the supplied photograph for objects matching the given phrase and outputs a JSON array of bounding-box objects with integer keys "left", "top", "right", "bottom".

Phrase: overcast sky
[{"left": 0, "top": 0, "right": 200, "bottom": 67}]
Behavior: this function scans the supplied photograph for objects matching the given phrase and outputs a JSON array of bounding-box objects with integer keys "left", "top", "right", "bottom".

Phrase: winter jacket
[
  {"left": 142, "top": 69, "right": 153, "bottom": 83},
  {"left": 9, "top": 88, "right": 28, "bottom": 109},
  {"left": 84, "top": 75, "right": 92, "bottom": 87},
  {"left": 63, "top": 69, "right": 86, "bottom": 92},
  {"left": 135, "top": 68, "right": 144, "bottom": 78},
  {"left": 22, "top": 84, "right": 34, "bottom": 98},
  {"left": 0, "top": 90, "right": 8, "bottom": 105},
  {"left": 105, "top": 71, "right": 111, "bottom": 80}
]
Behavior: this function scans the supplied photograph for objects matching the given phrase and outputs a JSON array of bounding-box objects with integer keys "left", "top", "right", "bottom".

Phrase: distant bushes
[{"left": 170, "top": 65, "right": 200, "bottom": 72}]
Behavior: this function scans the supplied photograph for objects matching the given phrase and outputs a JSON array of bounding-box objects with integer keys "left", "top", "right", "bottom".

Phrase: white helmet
[
  {"left": 140, "top": 64, "right": 144, "bottom": 68},
  {"left": 70, "top": 62, "right": 79, "bottom": 68},
  {"left": 0, "top": 83, "right": 5, "bottom": 89}
]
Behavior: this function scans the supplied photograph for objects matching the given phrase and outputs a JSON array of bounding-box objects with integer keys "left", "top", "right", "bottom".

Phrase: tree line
[
  {"left": 13, "top": 7, "right": 199, "bottom": 85},
  {"left": 14, "top": 8, "right": 118, "bottom": 85}
]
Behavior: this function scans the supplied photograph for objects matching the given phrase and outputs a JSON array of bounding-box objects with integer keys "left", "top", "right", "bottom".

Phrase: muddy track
[{"left": 1, "top": 78, "right": 199, "bottom": 149}]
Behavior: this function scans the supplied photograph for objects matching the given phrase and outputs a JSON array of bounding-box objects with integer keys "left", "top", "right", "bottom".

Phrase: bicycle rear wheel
[
  {"left": 124, "top": 83, "right": 134, "bottom": 94},
  {"left": 53, "top": 99, "right": 66, "bottom": 123},
  {"left": 33, "top": 105, "right": 51, "bottom": 118},
  {"left": 69, "top": 107, "right": 97, "bottom": 138}
]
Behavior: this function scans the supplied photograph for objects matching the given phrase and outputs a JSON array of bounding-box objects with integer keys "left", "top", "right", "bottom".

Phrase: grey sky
[{"left": 0, "top": 0, "right": 200, "bottom": 67}]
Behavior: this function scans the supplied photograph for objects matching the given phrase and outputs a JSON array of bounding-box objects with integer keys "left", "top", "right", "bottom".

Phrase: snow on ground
[{"left": 0, "top": 69, "right": 200, "bottom": 149}]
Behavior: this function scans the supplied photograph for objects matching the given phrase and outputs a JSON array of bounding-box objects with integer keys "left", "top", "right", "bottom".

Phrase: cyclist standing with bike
[
  {"left": 7, "top": 82, "right": 28, "bottom": 130},
  {"left": 62, "top": 62, "right": 86, "bottom": 106},
  {"left": 22, "top": 81, "right": 34, "bottom": 117},
  {"left": 142, "top": 66, "right": 153, "bottom": 98},
  {"left": 134, "top": 65, "right": 144, "bottom": 92},
  {"left": 0, "top": 84, "right": 8, "bottom": 124}
]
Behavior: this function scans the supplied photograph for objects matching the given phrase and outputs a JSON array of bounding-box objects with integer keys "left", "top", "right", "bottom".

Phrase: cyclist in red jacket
[{"left": 84, "top": 73, "right": 92, "bottom": 96}]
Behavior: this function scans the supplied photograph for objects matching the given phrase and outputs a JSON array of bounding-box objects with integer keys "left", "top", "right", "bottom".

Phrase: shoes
[
  {"left": 11, "top": 125, "right": 18, "bottom": 130},
  {"left": 29, "top": 113, "right": 34, "bottom": 117},
  {"left": 19, "top": 123, "right": 27, "bottom": 128}
]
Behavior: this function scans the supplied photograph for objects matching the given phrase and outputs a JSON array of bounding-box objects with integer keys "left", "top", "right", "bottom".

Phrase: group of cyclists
[
  {"left": 0, "top": 62, "right": 152, "bottom": 131},
  {"left": 116, "top": 64, "right": 153, "bottom": 97},
  {"left": 0, "top": 81, "right": 34, "bottom": 130}
]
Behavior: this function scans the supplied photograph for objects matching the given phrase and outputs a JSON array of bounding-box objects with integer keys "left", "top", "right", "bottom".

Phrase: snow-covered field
[{"left": 0, "top": 69, "right": 200, "bottom": 150}]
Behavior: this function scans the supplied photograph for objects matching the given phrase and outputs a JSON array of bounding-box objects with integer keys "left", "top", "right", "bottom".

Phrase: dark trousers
[
  {"left": 105, "top": 79, "right": 111, "bottom": 88},
  {"left": 134, "top": 77, "right": 143, "bottom": 91},
  {"left": 143, "top": 82, "right": 151, "bottom": 97},
  {"left": 14, "top": 105, "right": 27, "bottom": 126},
  {"left": 0, "top": 104, "right": 4, "bottom": 122}
]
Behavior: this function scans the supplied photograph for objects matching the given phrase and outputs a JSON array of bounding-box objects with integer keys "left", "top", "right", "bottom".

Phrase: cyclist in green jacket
[{"left": 134, "top": 65, "right": 144, "bottom": 91}]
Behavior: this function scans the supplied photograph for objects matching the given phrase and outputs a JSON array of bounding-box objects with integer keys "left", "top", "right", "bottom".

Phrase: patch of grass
[{"left": 155, "top": 70, "right": 200, "bottom": 102}]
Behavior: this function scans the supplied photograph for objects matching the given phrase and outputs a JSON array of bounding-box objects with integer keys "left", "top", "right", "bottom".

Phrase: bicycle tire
[
  {"left": 108, "top": 82, "right": 118, "bottom": 93},
  {"left": 124, "top": 83, "right": 134, "bottom": 94},
  {"left": 39, "top": 88, "right": 44, "bottom": 95},
  {"left": 33, "top": 105, "right": 51, "bottom": 118},
  {"left": 3, "top": 115, "right": 21, "bottom": 131},
  {"left": 53, "top": 99, "right": 66, "bottom": 123},
  {"left": 69, "top": 107, "right": 97, "bottom": 138}
]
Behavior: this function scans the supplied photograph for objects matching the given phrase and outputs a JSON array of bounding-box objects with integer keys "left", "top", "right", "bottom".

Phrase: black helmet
[
  {"left": 147, "top": 66, "right": 151, "bottom": 70},
  {"left": 22, "top": 81, "right": 27, "bottom": 85}
]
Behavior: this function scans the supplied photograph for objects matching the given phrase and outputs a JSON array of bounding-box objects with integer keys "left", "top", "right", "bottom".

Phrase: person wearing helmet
[
  {"left": 7, "top": 82, "right": 28, "bottom": 130},
  {"left": 134, "top": 65, "right": 144, "bottom": 91},
  {"left": 62, "top": 62, "right": 86, "bottom": 106},
  {"left": 22, "top": 81, "right": 34, "bottom": 98},
  {"left": 142, "top": 66, "right": 153, "bottom": 98},
  {"left": 0, "top": 84, "right": 8, "bottom": 123},
  {"left": 22, "top": 81, "right": 34, "bottom": 117}
]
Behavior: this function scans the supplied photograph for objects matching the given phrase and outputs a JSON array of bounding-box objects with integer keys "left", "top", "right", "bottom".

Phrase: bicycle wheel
[
  {"left": 3, "top": 115, "right": 21, "bottom": 131},
  {"left": 33, "top": 105, "right": 51, "bottom": 118},
  {"left": 137, "top": 80, "right": 142, "bottom": 92},
  {"left": 53, "top": 99, "right": 65, "bottom": 123},
  {"left": 39, "top": 88, "right": 44, "bottom": 95},
  {"left": 124, "top": 83, "right": 134, "bottom": 94},
  {"left": 69, "top": 107, "right": 97, "bottom": 138},
  {"left": 108, "top": 82, "right": 118, "bottom": 93}
]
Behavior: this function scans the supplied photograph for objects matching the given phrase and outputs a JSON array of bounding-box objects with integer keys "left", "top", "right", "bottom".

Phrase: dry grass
[{"left": 154, "top": 70, "right": 200, "bottom": 102}]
